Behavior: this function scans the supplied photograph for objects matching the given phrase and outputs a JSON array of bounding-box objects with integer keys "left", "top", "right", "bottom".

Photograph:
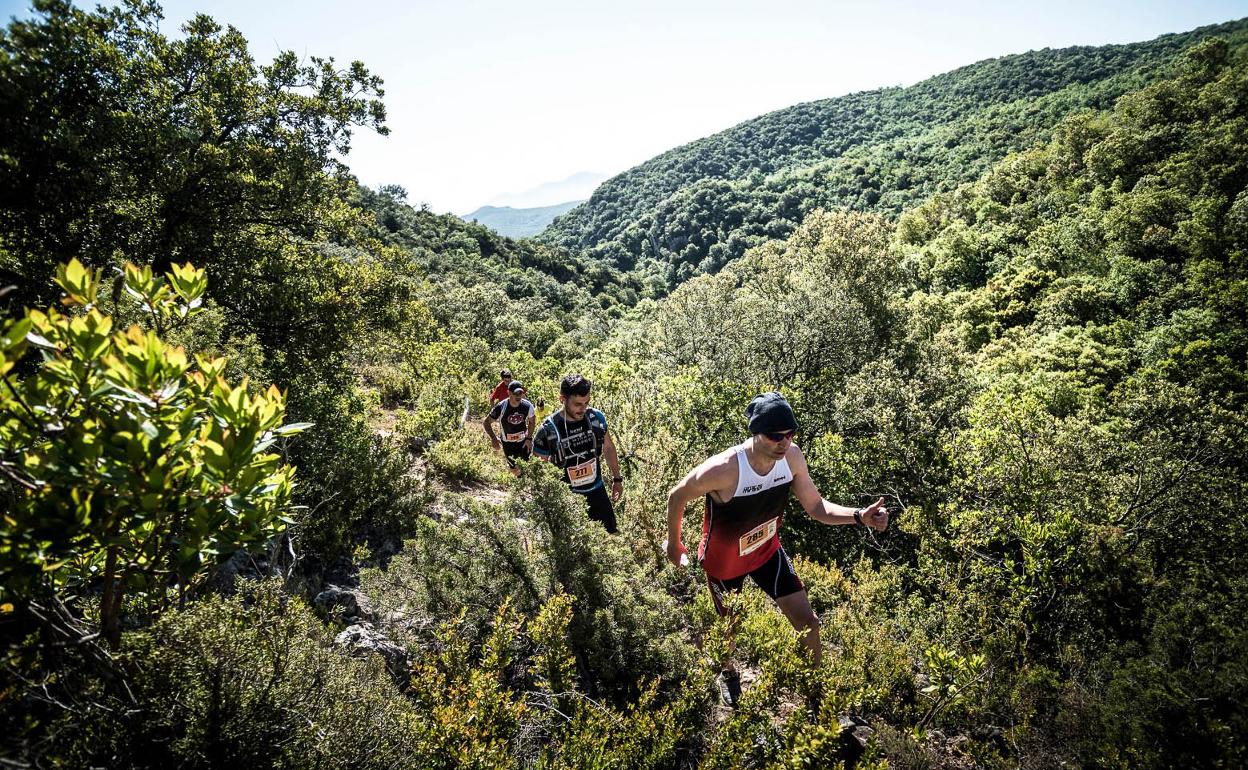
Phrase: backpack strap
[{"left": 541, "top": 412, "right": 565, "bottom": 465}]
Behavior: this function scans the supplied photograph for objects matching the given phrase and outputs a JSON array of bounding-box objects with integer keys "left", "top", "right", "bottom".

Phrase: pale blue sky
[{"left": 3, "top": 1, "right": 1247, "bottom": 213}]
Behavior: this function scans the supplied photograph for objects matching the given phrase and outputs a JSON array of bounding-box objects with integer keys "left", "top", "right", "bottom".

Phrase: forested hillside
[
  {"left": 542, "top": 18, "right": 1248, "bottom": 286},
  {"left": 2, "top": 3, "right": 1246, "bottom": 769}
]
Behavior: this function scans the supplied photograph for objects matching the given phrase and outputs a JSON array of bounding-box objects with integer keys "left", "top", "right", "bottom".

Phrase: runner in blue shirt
[{"left": 531, "top": 374, "right": 624, "bottom": 533}]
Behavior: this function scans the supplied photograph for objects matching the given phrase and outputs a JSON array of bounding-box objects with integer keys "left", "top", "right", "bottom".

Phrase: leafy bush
[
  {"left": 364, "top": 465, "right": 698, "bottom": 701},
  {"left": 21, "top": 578, "right": 713, "bottom": 770},
  {"left": 0, "top": 260, "right": 304, "bottom": 646},
  {"left": 31, "top": 581, "right": 426, "bottom": 769},
  {"left": 425, "top": 423, "right": 504, "bottom": 484}
]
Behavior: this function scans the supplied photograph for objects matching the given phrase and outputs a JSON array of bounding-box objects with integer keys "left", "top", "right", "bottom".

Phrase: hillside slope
[{"left": 542, "top": 18, "right": 1248, "bottom": 284}]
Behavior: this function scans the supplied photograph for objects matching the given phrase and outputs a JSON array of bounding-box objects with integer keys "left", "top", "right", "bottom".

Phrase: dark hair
[
  {"left": 500, "top": 369, "right": 512, "bottom": 378},
  {"left": 560, "top": 374, "right": 592, "bottom": 397}
]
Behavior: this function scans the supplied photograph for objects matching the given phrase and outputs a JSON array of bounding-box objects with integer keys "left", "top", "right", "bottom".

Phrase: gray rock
[
  {"left": 208, "top": 549, "right": 269, "bottom": 592},
  {"left": 334, "top": 623, "right": 410, "bottom": 681},
  {"left": 838, "top": 717, "right": 873, "bottom": 748},
  {"left": 374, "top": 538, "right": 401, "bottom": 559},
  {"left": 314, "top": 585, "right": 376, "bottom": 623},
  {"left": 382, "top": 610, "right": 431, "bottom": 633}
]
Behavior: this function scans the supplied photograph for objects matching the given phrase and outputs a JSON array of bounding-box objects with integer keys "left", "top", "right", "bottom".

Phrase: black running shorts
[
  {"left": 581, "top": 484, "right": 617, "bottom": 534},
  {"left": 705, "top": 546, "right": 803, "bottom": 616},
  {"left": 501, "top": 441, "right": 530, "bottom": 468}
]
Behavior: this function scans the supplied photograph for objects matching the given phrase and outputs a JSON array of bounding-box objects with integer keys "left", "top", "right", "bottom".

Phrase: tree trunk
[{"left": 99, "top": 544, "right": 122, "bottom": 650}]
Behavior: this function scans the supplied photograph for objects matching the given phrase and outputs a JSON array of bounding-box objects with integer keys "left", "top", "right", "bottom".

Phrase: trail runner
[
  {"left": 489, "top": 369, "right": 514, "bottom": 408},
  {"left": 484, "top": 380, "right": 536, "bottom": 475},
  {"left": 665, "top": 392, "right": 888, "bottom": 704},
  {"left": 532, "top": 374, "right": 624, "bottom": 533}
]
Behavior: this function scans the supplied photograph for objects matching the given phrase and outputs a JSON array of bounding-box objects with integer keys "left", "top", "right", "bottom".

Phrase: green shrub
[
  {"left": 286, "top": 382, "right": 431, "bottom": 560},
  {"left": 38, "top": 580, "right": 427, "bottom": 769},
  {"left": 0, "top": 260, "right": 304, "bottom": 647},
  {"left": 364, "top": 465, "right": 699, "bottom": 702},
  {"left": 425, "top": 424, "right": 505, "bottom": 485}
]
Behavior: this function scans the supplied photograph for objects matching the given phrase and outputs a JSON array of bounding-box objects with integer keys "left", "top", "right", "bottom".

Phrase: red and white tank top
[{"left": 698, "top": 445, "right": 793, "bottom": 580}]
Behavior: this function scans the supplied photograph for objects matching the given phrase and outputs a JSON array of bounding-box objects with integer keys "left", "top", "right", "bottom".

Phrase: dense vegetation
[
  {"left": 542, "top": 18, "right": 1248, "bottom": 287},
  {"left": 2, "top": 2, "right": 1246, "bottom": 768}
]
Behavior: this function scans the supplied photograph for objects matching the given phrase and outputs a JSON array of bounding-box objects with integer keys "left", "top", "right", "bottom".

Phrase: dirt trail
[{"left": 373, "top": 407, "right": 514, "bottom": 508}]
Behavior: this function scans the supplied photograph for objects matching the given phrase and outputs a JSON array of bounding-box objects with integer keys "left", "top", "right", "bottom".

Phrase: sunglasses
[{"left": 763, "top": 429, "right": 797, "bottom": 442}]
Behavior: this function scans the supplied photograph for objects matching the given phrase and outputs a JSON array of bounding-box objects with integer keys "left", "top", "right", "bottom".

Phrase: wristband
[
  {"left": 612, "top": 476, "right": 624, "bottom": 483},
  {"left": 853, "top": 508, "right": 865, "bottom": 527}
]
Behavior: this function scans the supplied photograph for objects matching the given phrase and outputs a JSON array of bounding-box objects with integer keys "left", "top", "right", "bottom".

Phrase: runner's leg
[
  {"left": 584, "top": 485, "right": 617, "bottom": 533},
  {"left": 749, "top": 547, "right": 821, "bottom": 665},
  {"left": 705, "top": 573, "right": 746, "bottom": 705},
  {"left": 502, "top": 442, "right": 524, "bottom": 476},
  {"left": 774, "top": 591, "right": 821, "bottom": 666}
]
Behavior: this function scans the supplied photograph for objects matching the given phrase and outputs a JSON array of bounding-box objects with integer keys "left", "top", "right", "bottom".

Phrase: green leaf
[{"left": 2, "top": 318, "right": 32, "bottom": 350}]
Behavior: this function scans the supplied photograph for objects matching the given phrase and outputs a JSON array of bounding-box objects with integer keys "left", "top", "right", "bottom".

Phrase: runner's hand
[
  {"left": 610, "top": 478, "right": 623, "bottom": 502},
  {"left": 664, "top": 538, "right": 689, "bottom": 567},
  {"left": 490, "top": 438, "right": 501, "bottom": 451},
  {"left": 862, "top": 496, "right": 889, "bottom": 532}
]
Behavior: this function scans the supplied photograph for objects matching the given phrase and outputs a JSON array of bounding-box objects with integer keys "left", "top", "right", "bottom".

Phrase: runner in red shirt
[
  {"left": 665, "top": 392, "right": 888, "bottom": 703},
  {"left": 489, "top": 369, "right": 513, "bottom": 408}
]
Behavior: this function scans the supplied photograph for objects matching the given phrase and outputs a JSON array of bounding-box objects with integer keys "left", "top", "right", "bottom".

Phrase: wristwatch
[
  {"left": 612, "top": 476, "right": 624, "bottom": 483},
  {"left": 853, "top": 508, "right": 865, "bottom": 526}
]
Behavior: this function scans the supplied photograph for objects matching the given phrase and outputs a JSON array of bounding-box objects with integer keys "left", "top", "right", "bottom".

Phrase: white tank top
[{"left": 731, "top": 444, "right": 792, "bottom": 500}]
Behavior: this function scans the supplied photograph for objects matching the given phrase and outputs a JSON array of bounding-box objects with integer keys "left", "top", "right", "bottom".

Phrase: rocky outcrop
[
  {"left": 334, "top": 623, "right": 410, "bottom": 684},
  {"left": 313, "top": 585, "right": 377, "bottom": 624}
]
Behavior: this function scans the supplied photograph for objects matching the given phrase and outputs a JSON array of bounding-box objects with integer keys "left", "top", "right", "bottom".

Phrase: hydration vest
[{"left": 533, "top": 409, "right": 608, "bottom": 493}]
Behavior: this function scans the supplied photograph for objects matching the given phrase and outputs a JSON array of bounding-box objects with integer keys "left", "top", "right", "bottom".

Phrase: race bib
[
  {"left": 738, "top": 518, "right": 778, "bottom": 557},
  {"left": 504, "top": 431, "right": 527, "bottom": 443},
  {"left": 566, "top": 459, "right": 598, "bottom": 487}
]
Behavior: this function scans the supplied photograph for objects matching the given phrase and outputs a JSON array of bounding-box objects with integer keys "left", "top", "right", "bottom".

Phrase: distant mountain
[
  {"left": 461, "top": 200, "right": 585, "bottom": 238},
  {"left": 488, "top": 172, "right": 607, "bottom": 209},
  {"left": 540, "top": 18, "right": 1248, "bottom": 285}
]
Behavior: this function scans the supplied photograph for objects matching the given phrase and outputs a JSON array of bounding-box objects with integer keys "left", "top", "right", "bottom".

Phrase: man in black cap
[
  {"left": 665, "top": 392, "right": 888, "bottom": 703},
  {"left": 484, "top": 380, "right": 536, "bottom": 475}
]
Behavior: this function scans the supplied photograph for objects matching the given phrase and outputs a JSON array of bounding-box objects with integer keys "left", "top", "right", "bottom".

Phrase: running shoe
[{"left": 717, "top": 668, "right": 742, "bottom": 708}]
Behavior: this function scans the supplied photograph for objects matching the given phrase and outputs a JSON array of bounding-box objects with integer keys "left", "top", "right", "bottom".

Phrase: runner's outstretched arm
[
  {"left": 603, "top": 430, "right": 624, "bottom": 501},
  {"left": 483, "top": 415, "right": 501, "bottom": 450},
  {"left": 787, "top": 447, "right": 889, "bottom": 531},
  {"left": 665, "top": 458, "right": 732, "bottom": 565}
]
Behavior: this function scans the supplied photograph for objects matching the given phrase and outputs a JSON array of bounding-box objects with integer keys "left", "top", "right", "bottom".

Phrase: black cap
[
  {"left": 508, "top": 380, "right": 525, "bottom": 393},
  {"left": 746, "top": 392, "right": 798, "bottom": 434}
]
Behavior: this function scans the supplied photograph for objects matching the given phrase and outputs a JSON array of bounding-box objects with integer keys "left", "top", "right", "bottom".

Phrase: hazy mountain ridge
[
  {"left": 487, "top": 171, "right": 607, "bottom": 208},
  {"left": 461, "top": 200, "right": 584, "bottom": 238}
]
